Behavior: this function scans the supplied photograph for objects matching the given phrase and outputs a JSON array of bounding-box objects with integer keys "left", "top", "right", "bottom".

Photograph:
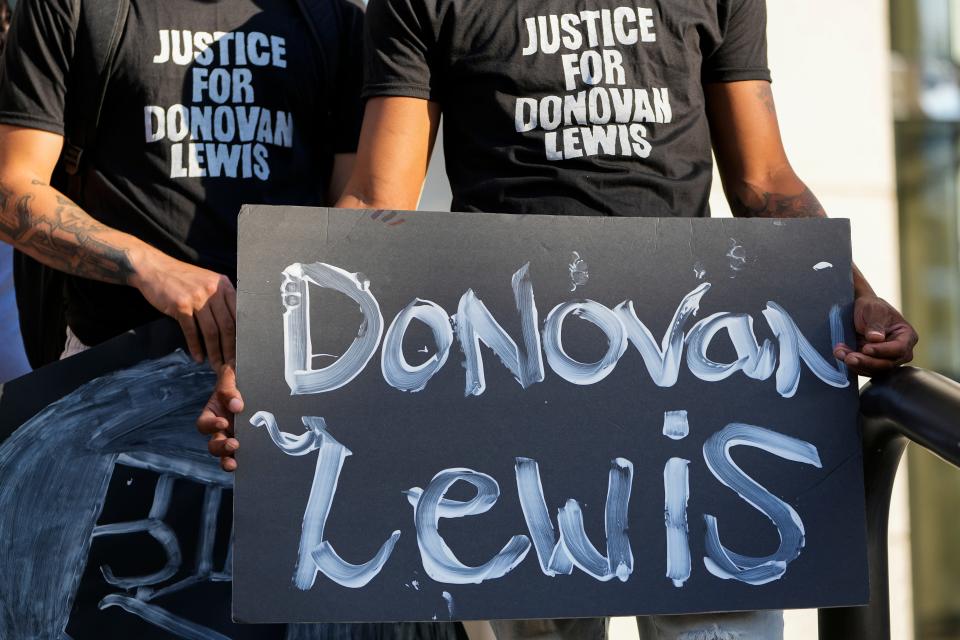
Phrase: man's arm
[
  {"left": 199, "top": 96, "right": 441, "bottom": 471},
  {"left": 706, "top": 80, "right": 918, "bottom": 375},
  {"left": 327, "top": 153, "right": 356, "bottom": 205},
  {"left": 0, "top": 124, "right": 236, "bottom": 368},
  {"left": 336, "top": 96, "right": 442, "bottom": 209}
]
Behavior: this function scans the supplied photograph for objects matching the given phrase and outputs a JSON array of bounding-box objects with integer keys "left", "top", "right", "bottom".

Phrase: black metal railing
[{"left": 819, "top": 367, "right": 960, "bottom": 640}]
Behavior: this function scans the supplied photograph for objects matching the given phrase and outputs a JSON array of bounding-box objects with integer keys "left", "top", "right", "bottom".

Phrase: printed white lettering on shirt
[
  {"left": 515, "top": 7, "right": 671, "bottom": 162},
  {"left": 145, "top": 29, "right": 293, "bottom": 181}
]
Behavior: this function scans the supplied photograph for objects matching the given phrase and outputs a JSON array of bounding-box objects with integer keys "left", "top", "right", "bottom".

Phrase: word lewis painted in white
[{"left": 250, "top": 411, "right": 821, "bottom": 590}]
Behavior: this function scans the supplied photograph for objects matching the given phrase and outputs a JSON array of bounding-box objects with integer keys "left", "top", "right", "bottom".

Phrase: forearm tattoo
[
  {"left": 730, "top": 185, "right": 827, "bottom": 219},
  {"left": 0, "top": 180, "right": 135, "bottom": 284}
]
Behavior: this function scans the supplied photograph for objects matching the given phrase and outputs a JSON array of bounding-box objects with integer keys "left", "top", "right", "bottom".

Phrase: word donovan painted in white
[{"left": 252, "top": 262, "right": 849, "bottom": 593}]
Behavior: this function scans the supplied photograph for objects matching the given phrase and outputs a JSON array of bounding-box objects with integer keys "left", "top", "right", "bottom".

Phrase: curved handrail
[
  {"left": 860, "top": 367, "right": 960, "bottom": 467},
  {"left": 819, "top": 367, "right": 960, "bottom": 640}
]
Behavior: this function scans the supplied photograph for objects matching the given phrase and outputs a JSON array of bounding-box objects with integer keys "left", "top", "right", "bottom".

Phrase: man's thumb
[
  {"left": 227, "top": 397, "right": 244, "bottom": 414},
  {"left": 865, "top": 321, "right": 887, "bottom": 342}
]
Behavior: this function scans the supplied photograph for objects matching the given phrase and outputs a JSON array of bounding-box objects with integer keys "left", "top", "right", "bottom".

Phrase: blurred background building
[
  {"left": 420, "top": 1, "right": 958, "bottom": 638},
  {"left": 891, "top": 0, "right": 960, "bottom": 638}
]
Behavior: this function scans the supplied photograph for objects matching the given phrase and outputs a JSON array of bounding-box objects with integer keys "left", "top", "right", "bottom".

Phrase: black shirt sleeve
[
  {"left": 333, "top": 0, "right": 365, "bottom": 153},
  {"left": 702, "top": 0, "right": 771, "bottom": 83},
  {"left": 0, "top": 0, "right": 77, "bottom": 134},
  {"left": 362, "top": 0, "right": 440, "bottom": 101}
]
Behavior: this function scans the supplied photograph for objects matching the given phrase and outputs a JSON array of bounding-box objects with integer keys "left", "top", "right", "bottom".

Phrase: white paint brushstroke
[
  {"left": 455, "top": 263, "right": 544, "bottom": 397},
  {"left": 702, "top": 423, "right": 822, "bottom": 586},
  {"left": 407, "top": 469, "right": 531, "bottom": 584},
  {"left": 250, "top": 412, "right": 399, "bottom": 590},
  {"left": 543, "top": 301, "right": 627, "bottom": 385},
  {"left": 763, "top": 302, "right": 849, "bottom": 398},
  {"left": 442, "top": 591, "right": 454, "bottom": 619},
  {"left": 381, "top": 298, "right": 453, "bottom": 392},
  {"left": 686, "top": 313, "right": 776, "bottom": 382},
  {"left": 516, "top": 457, "right": 634, "bottom": 582},
  {"left": 727, "top": 238, "right": 747, "bottom": 272},
  {"left": 614, "top": 283, "right": 710, "bottom": 388},
  {"left": 514, "top": 458, "right": 574, "bottom": 577},
  {"left": 604, "top": 458, "right": 635, "bottom": 581},
  {"left": 250, "top": 410, "right": 319, "bottom": 456},
  {"left": 93, "top": 474, "right": 181, "bottom": 589},
  {"left": 569, "top": 252, "right": 589, "bottom": 292},
  {"left": 0, "top": 353, "right": 232, "bottom": 639},
  {"left": 662, "top": 410, "right": 690, "bottom": 440},
  {"left": 664, "top": 458, "right": 691, "bottom": 588},
  {"left": 813, "top": 262, "right": 833, "bottom": 271},
  {"left": 282, "top": 262, "right": 383, "bottom": 395},
  {"left": 99, "top": 595, "right": 232, "bottom": 640}
]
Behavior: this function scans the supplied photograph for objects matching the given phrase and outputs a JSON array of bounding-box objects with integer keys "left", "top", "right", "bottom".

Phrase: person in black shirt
[
  {"left": 0, "top": 0, "right": 364, "bottom": 369},
  {"left": 206, "top": 0, "right": 918, "bottom": 462}
]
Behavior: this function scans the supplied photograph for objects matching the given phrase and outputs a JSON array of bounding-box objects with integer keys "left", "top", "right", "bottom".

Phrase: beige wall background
[{"left": 418, "top": 1, "right": 913, "bottom": 637}]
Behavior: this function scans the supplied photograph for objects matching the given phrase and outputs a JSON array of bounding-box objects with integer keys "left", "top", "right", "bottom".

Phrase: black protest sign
[
  {"left": 234, "top": 207, "right": 868, "bottom": 623},
  {"left": 0, "top": 321, "right": 463, "bottom": 640}
]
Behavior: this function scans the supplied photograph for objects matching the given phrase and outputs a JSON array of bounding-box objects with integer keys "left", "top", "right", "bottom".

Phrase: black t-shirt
[
  {"left": 364, "top": 0, "right": 770, "bottom": 218},
  {"left": 0, "top": 0, "right": 364, "bottom": 345}
]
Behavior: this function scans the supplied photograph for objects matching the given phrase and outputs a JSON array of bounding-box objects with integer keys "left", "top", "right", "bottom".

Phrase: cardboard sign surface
[{"left": 234, "top": 207, "right": 868, "bottom": 623}]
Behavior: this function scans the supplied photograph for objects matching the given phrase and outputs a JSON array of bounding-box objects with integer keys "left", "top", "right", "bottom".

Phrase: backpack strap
[
  {"left": 61, "top": 0, "right": 130, "bottom": 180},
  {"left": 294, "top": 0, "right": 345, "bottom": 127}
]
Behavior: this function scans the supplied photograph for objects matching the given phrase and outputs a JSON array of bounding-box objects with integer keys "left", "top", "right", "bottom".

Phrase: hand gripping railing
[{"left": 818, "top": 367, "right": 960, "bottom": 640}]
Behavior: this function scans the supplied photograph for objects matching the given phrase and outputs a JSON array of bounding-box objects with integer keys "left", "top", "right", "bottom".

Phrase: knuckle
[{"left": 175, "top": 297, "right": 194, "bottom": 315}]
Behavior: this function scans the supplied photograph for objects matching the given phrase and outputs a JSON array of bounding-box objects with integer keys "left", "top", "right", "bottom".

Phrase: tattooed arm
[
  {"left": 0, "top": 183, "right": 139, "bottom": 283},
  {"left": 705, "top": 81, "right": 918, "bottom": 376},
  {"left": 0, "top": 125, "right": 236, "bottom": 368}
]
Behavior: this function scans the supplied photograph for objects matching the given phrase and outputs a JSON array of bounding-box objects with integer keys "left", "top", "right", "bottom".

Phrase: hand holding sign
[
  {"left": 833, "top": 294, "right": 918, "bottom": 375},
  {"left": 197, "top": 363, "right": 243, "bottom": 471}
]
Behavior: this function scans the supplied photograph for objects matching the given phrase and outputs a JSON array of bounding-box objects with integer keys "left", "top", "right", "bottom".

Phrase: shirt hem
[
  {"left": 0, "top": 113, "right": 65, "bottom": 136},
  {"left": 361, "top": 83, "right": 436, "bottom": 101},
  {"left": 702, "top": 68, "right": 772, "bottom": 83}
]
